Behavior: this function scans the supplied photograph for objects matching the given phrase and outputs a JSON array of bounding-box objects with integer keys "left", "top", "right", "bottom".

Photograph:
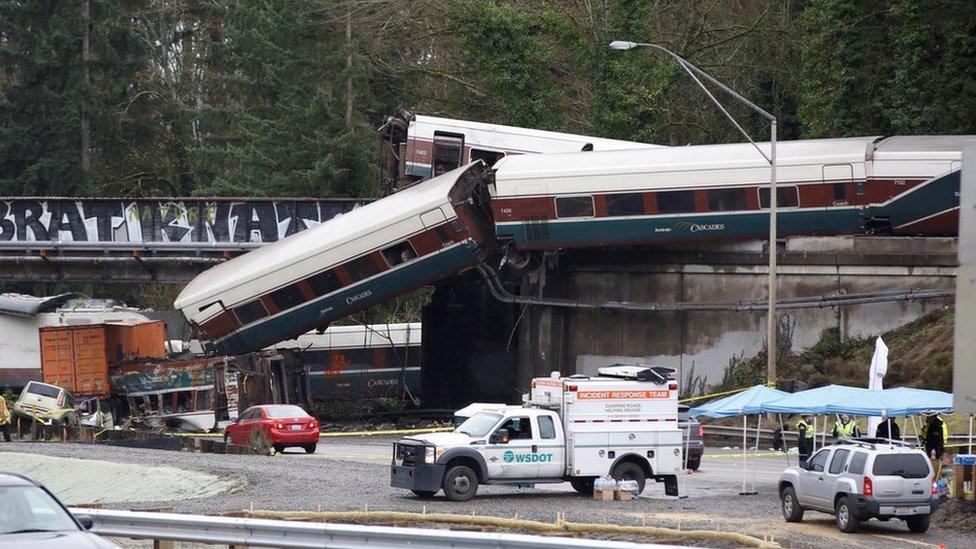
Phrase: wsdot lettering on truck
[{"left": 503, "top": 451, "right": 553, "bottom": 463}]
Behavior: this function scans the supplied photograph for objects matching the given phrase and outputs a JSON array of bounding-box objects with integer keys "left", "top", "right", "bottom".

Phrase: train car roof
[
  {"left": 872, "top": 135, "right": 976, "bottom": 156},
  {"left": 175, "top": 164, "right": 478, "bottom": 310},
  {"left": 492, "top": 135, "right": 881, "bottom": 184},
  {"left": 412, "top": 115, "right": 664, "bottom": 152},
  {"left": 269, "top": 322, "right": 422, "bottom": 350}
]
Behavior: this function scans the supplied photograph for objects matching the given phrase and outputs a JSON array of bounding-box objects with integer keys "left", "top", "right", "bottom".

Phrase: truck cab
[{"left": 391, "top": 366, "right": 683, "bottom": 501}]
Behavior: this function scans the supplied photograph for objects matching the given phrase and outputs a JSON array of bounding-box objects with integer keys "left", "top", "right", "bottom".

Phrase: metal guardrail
[
  {"left": 704, "top": 424, "right": 975, "bottom": 448},
  {"left": 71, "top": 508, "right": 677, "bottom": 549}
]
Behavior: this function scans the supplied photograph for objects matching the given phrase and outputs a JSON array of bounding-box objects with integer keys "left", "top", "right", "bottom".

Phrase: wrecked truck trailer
[{"left": 108, "top": 352, "right": 309, "bottom": 432}]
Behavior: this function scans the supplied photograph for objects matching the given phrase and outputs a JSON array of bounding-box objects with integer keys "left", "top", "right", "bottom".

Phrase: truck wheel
[
  {"left": 442, "top": 465, "right": 478, "bottom": 502},
  {"left": 611, "top": 461, "right": 647, "bottom": 494},
  {"left": 570, "top": 477, "right": 595, "bottom": 496},
  {"left": 687, "top": 457, "right": 701, "bottom": 471},
  {"left": 412, "top": 490, "right": 437, "bottom": 499},
  {"left": 780, "top": 486, "right": 804, "bottom": 522},
  {"left": 906, "top": 514, "right": 930, "bottom": 533},
  {"left": 835, "top": 495, "right": 860, "bottom": 533}
]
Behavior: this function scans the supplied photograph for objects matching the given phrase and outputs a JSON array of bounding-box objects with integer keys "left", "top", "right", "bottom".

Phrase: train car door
[
  {"left": 823, "top": 163, "right": 855, "bottom": 204},
  {"left": 431, "top": 132, "right": 464, "bottom": 177}
]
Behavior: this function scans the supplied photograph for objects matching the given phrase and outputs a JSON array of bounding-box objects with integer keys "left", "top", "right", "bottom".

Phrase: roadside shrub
[{"left": 920, "top": 354, "right": 952, "bottom": 392}]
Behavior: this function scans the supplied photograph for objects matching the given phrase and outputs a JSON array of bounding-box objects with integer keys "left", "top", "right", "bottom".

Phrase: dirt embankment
[{"left": 703, "top": 307, "right": 955, "bottom": 396}]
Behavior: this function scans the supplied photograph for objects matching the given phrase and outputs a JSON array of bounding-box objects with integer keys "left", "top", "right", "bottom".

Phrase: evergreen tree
[
  {"left": 885, "top": 0, "right": 976, "bottom": 134},
  {"left": 0, "top": 0, "right": 146, "bottom": 196},
  {"left": 797, "top": 0, "right": 888, "bottom": 137},
  {"left": 189, "top": 0, "right": 376, "bottom": 198}
]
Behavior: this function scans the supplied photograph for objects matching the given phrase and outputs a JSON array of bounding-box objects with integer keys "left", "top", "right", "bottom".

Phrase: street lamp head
[{"left": 608, "top": 40, "right": 638, "bottom": 51}]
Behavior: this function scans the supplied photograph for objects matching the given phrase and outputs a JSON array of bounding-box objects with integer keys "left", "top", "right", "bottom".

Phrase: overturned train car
[{"left": 175, "top": 164, "right": 494, "bottom": 356}]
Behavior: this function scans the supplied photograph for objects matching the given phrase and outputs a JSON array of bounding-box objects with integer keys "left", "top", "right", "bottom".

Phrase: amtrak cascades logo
[{"left": 674, "top": 221, "right": 726, "bottom": 233}]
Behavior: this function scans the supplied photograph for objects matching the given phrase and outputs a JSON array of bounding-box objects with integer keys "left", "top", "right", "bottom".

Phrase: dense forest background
[{"left": 1, "top": 0, "right": 975, "bottom": 200}]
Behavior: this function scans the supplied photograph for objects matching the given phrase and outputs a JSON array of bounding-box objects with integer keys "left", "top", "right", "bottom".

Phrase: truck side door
[
  {"left": 484, "top": 415, "right": 538, "bottom": 478},
  {"left": 535, "top": 413, "right": 565, "bottom": 478}
]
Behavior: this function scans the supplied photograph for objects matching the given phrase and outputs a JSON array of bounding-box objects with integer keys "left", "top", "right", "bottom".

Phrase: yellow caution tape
[
  {"left": 320, "top": 426, "right": 453, "bottom": 438},
  {"left": 679, "top": 387, "right": 750, "bottom": 404},
  {"left": 164, "top": 426, "right": 455, "bottom": 439},
  {"left": 703, "top": 451, "right": 786, "bottom": 460}
]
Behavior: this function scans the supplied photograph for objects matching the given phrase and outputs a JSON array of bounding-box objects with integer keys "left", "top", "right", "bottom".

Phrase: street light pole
[{"left": 609, "top": 40, "right": 779, "bottom": 385}]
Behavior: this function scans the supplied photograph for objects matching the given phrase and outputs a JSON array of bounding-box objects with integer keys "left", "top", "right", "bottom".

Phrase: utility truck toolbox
[{"left": 391, "top": 366, "right": 683, "bottom": 501}]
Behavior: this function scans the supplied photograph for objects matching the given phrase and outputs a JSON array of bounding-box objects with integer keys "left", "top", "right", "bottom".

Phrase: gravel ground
[{"left": 1, "top": 438, "right": 967, "bottom": 548}]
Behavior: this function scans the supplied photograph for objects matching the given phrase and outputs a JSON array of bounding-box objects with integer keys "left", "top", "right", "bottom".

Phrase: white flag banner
[{"left": 867, "top": 337, "right": 889, "bottom": 437}]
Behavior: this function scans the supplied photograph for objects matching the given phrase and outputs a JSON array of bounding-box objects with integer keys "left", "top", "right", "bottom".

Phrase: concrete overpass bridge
[
  {"left": 421, "top": 235, "right": 958, "bottom": 406},
  {"left": 0, "top": 197, "right": 364, "bottom": 283}
]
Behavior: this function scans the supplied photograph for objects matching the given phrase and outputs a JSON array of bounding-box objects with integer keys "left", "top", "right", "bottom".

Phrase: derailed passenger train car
[
  {"left": 490, "top": 135, "right": 973, "bottom": 250},
  {"left": 175, "top": 163, "right": 493, "bottom": 356}
]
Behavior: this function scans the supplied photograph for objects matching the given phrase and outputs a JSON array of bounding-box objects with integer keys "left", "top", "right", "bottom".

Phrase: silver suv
[{"left": 778, "top": 438, "right": 934, "bottom": 533}]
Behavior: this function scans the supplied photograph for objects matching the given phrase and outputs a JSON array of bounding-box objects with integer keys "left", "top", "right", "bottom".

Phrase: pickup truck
[{"left": 391, "top": 367, "right": 683, "bottom": 501}]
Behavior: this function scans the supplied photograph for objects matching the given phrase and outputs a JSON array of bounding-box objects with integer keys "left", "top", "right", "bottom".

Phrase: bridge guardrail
[
  {"left": 70, "top": 508, "right": 675, "bottom": 549},
  {"left": 0, "top": 240, "right": 265, "bottom": 252}
]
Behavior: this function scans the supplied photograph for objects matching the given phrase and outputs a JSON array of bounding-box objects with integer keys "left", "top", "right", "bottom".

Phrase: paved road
[{"left": 1, "top": 438, "right": 965, "bottom": 548}]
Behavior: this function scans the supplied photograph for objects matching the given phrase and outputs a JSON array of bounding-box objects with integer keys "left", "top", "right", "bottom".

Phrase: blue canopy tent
[
  {"left": 878, "top": 387, "right": 953, "bottom": 416},
  {"left": 822, "top": 387, "right": 954, "bottom": 444},
  {"left": 689, "top": 385, "right": 790, "bottom": 494},
  {"left": 761, "top": 384, "right": 872, "bottom": 414},
  {"left": 689, "top": 385, "right": 789, "bottom": 418}
]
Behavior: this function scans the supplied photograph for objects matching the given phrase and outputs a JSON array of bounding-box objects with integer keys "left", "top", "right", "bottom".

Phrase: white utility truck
[{"left": 390, "top": 366, "right": 683, "bottom": 501}]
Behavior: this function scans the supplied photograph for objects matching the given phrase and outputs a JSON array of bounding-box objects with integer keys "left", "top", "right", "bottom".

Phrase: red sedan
[{"left": 224, "top": 404, "right": 319, "bottom": 454}]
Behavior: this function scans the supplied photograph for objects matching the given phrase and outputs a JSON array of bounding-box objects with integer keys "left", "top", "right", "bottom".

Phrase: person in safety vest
[
  {"left": 795, "top": 415, "right": 814, "bottom": 462},
  {"left": 922, "top": 414, "right": 949, "bottom": 460},
  {"left": 0, "top": 394, "right": 11, "bottom": 442},
  {"left": 832, "top": 414, "right": 860, "bottom": 440}
]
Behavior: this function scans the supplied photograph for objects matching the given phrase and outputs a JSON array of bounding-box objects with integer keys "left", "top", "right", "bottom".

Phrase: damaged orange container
[{"left": 39, "top": 320, "right": 166, "bottom": 397}]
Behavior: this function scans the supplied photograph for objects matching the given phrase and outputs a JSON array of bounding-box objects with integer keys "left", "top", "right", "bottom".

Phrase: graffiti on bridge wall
[{"left": 0, "top": 199, "right": 364, "bottom": 243}]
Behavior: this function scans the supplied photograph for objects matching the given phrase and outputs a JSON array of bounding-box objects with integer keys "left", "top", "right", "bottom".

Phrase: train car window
[
  {"left": 344, "top": 256, "right": 382, "bottom": 281},
  {"left": 855, "top": 181, "right": 866, "bottom": 196},
  {"left": 605, "top": 193, "right": 645, "bottom": 216},
  {"left": 656, "top": 190, "right": 696, "bottom": 214},
  {"left": 759, "top": 186, "right": 800, "bottom": 208},
  {"left": 833, "top": 183, "right": 847, "bottom": 201},
  {"left": 307, "top": 270, "right": 342, "bottom": 296},
  {"left": 707, "top": 188, "right": 748, "bottom": 211},
  {"left": 233, "top": 299, "right": 269, "bottom": 325},
  {"left": 555, "top": 196, "right": 594, "bottom": 218},
  {"left": 381, "top": 241, "right": 418, "bottom": 267},
  {"left": 470, "top": 148, "right": 505, "bottom": 166},
  {"left": 434, "top": 226, "right": 453, "bottom": 245},
  {"left": 432, "top": 132, "right": 464, "bottom": 176},
  {"left": 270, "top": 284, "right": 306, "bottom": 311}
]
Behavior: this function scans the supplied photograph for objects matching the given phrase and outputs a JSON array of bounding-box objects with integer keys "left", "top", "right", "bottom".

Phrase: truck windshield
[{"left": 456, "top": 413, "right": 502, "bottom": 437}]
